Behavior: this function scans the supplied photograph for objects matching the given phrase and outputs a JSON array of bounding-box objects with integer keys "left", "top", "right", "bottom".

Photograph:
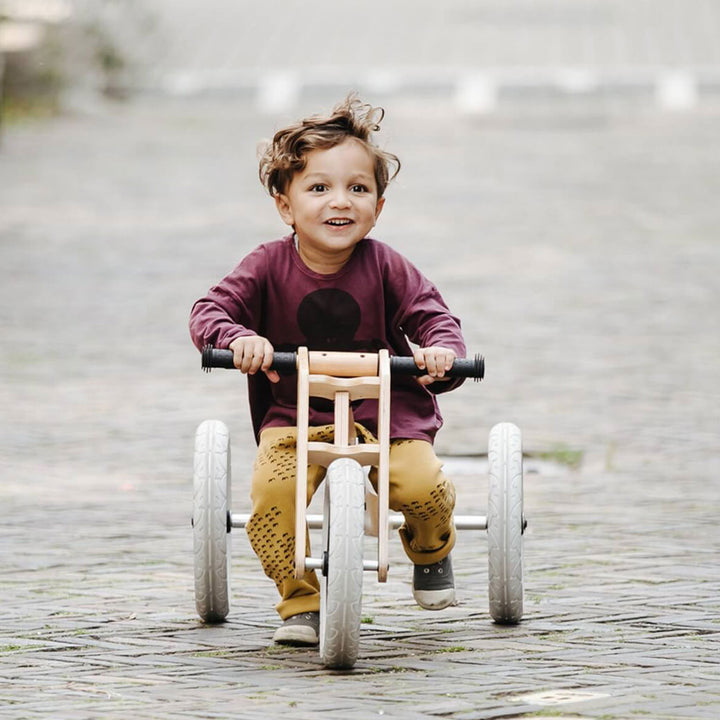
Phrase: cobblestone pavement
[{"left": 1, "top": 90, "right": 719, "bottom": 718}]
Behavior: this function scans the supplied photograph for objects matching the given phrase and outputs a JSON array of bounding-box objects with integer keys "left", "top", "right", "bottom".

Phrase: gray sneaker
[
  {"left": 413, "top": 554, "right": 456, "bottom": 610},
  {"left": 273, "top": 611, "right": 320, "bottom": 646}
]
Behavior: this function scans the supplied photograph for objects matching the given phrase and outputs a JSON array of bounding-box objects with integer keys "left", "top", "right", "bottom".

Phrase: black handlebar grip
[
  {"left": 201, "top": 345, "right": 298, "bottom": 374},
  {"left": 201, "top": 345, "right": 234, "bottom": 370},
  {"left": 389, "top": 354, "right": 484, "bottom": 381},
  {"left": 270, "top": 352, "right": 298, "bottom": 373},
  {"left": 202, "top": 345, "right": 483, "bottom": 380}
]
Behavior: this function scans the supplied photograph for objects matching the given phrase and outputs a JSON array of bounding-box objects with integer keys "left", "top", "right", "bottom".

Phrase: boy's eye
[
  {"left": 310, "top": 184, "right": 327, "bottom": 192},
  {"left": 350, "top": 184, "right": 368, "bottom": 193}
]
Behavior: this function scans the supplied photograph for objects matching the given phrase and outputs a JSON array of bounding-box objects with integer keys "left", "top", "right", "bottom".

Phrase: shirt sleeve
[
  {"left": 189, "top": 245, "right": 267, "bottom": 351},
  {"left": 382, "top": 246, "right": 467, "bottom": 394}
]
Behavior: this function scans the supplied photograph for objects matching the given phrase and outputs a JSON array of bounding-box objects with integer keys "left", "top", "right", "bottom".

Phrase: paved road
[{"left": 1, "top": 87, "right": 719, "bottom": 718}]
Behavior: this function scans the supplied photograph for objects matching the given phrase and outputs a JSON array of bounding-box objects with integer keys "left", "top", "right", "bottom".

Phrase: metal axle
[{"left": 230, "top": 513, "right": 488, "bottom": 531}]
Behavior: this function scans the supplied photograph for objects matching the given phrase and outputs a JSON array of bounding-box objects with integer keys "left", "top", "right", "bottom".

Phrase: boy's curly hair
[{"left": 258, "top": 94, "right": 401, "bottom": 198}]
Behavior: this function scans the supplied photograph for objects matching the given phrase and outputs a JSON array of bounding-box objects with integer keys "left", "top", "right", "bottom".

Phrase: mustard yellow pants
[{"left": 246, "top": 424, "right": 456, "bottom": 619}]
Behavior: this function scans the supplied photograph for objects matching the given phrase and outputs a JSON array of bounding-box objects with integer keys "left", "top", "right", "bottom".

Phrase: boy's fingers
[
  {"left": 425, "top": 354, "right": 440, "bottom": 377},
  {"left": 431, "top": 349, "right": 456, "bottom": 376},
  {"left": 232, "top": 344, "right": 248, "bottom": 371},
  {"left": 231, "top": 336, "right": 271, "bottom": 375},
  {"left": 244, "top": 340, "right": 261, "bottom": 373},
  {"left": 413, "top": 347, "right": 456, "bottom": 382},
  {"left": 249, "top": 354, "right": 264, "bottom": 374},
  {"left": 438, "top": 351, "right": 455, "bottom": 376},
  {"left": 260, "top": 341, "right": 276, "bottom": 380},
  {"left": 417, "top": 373, "right": 451, "bottom": 386},
  {"left": 248, "top": 339, "right": 272, "bottom": 375}
]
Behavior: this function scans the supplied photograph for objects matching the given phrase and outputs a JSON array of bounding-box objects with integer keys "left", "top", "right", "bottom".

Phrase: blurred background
[
  {"left": 1, "top": 0, "right": 719, "bottom": 495},
  {"left": 3, "top": 0, "right": 720, "bottom": 116},
  {"left": 1, "top": 6, "right": 719, "bottom": 713}
]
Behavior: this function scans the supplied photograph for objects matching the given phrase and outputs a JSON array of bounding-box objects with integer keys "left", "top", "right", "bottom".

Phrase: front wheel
[
  {"left": 319, "top": 458, "right": 365, "bottom": 669},
  {"left": 487, "top": 422, "right": 524, "bottom": 624},
  {"left": 193, "top": 419, "right": 232, "bottom": 623}
]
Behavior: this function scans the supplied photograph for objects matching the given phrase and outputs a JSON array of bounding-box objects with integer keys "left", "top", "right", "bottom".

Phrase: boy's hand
[
  {"left": 413, "top": 346, "right": 456, "bottom": 386},
  {"left": 229, "top": 335, "right": 280, "bottom": 383}
]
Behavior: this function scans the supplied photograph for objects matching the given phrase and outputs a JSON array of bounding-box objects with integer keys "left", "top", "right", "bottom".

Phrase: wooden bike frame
[{"left": 293, "top": 347, "right": 391, "bottom": 582}]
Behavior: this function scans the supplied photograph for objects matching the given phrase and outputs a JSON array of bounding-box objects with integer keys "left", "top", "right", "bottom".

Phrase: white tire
[
  {"left": 319, "top": 458, "right": 365, "bottom": 669},
  {"left": 193, "top": 419, "right": 232, "bottom": 623},
  {"left": 487, "top": 422, "right": 524, "bottom": 624}
]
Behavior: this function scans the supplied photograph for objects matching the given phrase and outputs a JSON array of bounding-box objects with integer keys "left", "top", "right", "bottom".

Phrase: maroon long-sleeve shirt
[{"left": 190, "top": 235, "right": 466, "bottom": 443}]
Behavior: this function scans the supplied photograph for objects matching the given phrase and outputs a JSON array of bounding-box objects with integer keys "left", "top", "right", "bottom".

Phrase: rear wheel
[
  {"left": 193, "top": 419, "right": 232, "bottom": 623},
  {"left": 487, "top": 422, "right": 524, "bottom": 624},
  {"left": 319, "top": 458, "right": 365, "bottom": 669}
]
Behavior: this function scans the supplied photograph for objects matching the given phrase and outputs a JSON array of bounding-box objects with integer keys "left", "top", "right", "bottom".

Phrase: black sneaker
[
  {"left": 412, "top": 554, "right": 456, "bottom": 610},
  {"left": 273, "top": 611, "right": 320, "bottom": 646}
]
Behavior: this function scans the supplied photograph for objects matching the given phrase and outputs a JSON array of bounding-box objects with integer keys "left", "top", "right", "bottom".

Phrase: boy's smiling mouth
[{"left": 325, "top": 218, "right": 354, "bottom": 226}]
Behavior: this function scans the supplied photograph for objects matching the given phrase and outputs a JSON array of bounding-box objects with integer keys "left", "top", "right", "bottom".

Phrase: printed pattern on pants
[{"left": 246, "top": 424, "right": 456, "bottom": 619}]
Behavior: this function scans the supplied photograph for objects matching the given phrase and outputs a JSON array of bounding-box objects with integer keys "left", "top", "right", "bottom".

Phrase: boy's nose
[{"left": 329, "top": 190, "right": 351, "bottom": 208}]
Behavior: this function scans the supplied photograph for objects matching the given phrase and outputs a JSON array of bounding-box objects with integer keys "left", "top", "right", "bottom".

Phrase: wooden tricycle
[{"left": 193, "top": 346, "right": 524, "bottom": 669}]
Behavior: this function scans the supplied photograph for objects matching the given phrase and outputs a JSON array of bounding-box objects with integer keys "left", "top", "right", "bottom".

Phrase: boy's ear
[
  {"left": 374, "top": 196, "right": 385, "bottom": 222},
  {"left": 275, "top": 194, "right": 294, "bottom": 226}
]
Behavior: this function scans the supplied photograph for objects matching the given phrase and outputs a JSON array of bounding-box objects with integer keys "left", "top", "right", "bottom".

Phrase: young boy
[{"left": 189, "top": 95, "right": 466, "bottom": 646}]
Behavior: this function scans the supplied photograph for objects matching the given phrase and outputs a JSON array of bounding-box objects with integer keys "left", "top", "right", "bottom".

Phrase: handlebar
[{"left": 201, "top": 345, "right": 484, "bottom": 381}]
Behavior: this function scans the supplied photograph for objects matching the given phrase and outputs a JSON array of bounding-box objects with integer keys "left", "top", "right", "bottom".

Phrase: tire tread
[
  {"left": 193, "top": 419, "right": 231, "bottom": 623},
  {"left": 487, "top": 422, "right": 524, "bottom": 624},
  {"left": 320, "top": 459, "right": 365, "bottom": 669}
]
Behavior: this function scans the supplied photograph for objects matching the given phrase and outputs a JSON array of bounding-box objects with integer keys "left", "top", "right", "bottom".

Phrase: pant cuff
[
  {"left": 276, "top": 590, "right": 321, "bottom": 620},
  {"left": 398, "top": 523, "right": 456, "bottom": 565}
]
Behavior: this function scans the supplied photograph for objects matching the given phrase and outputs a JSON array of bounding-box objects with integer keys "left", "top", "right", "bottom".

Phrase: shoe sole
[
  {"left": 273, "top": 626, "right": 319, "bottom": 646},
  {"left": 413, "top": 588, "right": 457, "bottom": 610}
]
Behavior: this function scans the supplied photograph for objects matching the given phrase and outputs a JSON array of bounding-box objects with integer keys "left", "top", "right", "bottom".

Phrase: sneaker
[
  {"left": 273, "top": 611, "right": 320, "bottom": 646},
  {"left": 412, "top": 554, "right": 456, "bottom": 610}
]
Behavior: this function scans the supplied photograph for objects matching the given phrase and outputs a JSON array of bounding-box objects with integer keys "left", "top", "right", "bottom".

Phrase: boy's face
[{"left": 275, "top": 138, "right": 385, "bottom": 273}]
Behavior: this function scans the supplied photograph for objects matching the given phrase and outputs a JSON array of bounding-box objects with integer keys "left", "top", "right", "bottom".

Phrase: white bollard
[
  {"left": 656, "top": 71, "right": 698, "bottom": 111},
  {"left": 257, "top": 72, "right": 301, "bottom": 114},
  {"left": 454, "top": 74, "right": 498, "bottom": 115}
]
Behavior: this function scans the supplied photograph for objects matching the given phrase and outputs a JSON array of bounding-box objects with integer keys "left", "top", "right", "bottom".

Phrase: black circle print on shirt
[
  {"left": 294, "top": 288, "right": 385, "bottom": 413},
  {"left": 296, "top": 289, "right": 362, "bottom": 350}
]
